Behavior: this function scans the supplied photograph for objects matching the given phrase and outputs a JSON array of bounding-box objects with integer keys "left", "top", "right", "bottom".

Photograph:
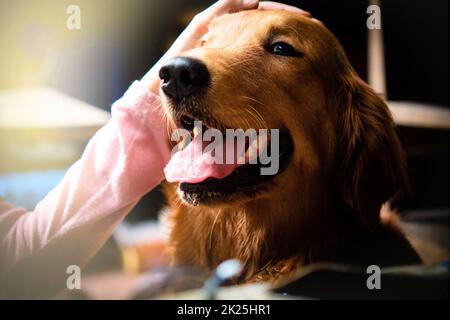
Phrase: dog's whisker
[
  {"left": 207, "top": 209, "right": 222, "bottom": 262},
  {"left": 151, "top": 102, "right": 174, "bottom": 138},
  {"left": 242, "top": 109, "right": 260, "bottom": 129},
  {"left": 246, "top": 106, "right": 267, "bottom": 129},
  {"left": 240, "top": 99, "right": 268, "bottom": 129}
]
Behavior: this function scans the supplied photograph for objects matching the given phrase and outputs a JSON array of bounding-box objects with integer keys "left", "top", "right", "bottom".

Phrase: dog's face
[{"left": 161, "top": 10, "right": 407, "bottom": 227}]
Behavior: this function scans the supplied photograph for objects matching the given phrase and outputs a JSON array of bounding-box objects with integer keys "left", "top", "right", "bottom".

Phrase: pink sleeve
[{"left": 0, "top": 81, "right": 170, "bottom": 297}]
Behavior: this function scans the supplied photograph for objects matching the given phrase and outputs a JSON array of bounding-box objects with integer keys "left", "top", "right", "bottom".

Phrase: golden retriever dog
[{"left": 159, "top": 10, "right": 420, "bottom": 282}]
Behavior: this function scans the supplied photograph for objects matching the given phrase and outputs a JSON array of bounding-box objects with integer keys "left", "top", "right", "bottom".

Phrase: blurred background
[{"left": 0, "top": 0, "right": 448, "bottom": 298}]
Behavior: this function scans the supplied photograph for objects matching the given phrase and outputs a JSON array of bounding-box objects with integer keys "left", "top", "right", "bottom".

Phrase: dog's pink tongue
[{"left": 164, "top": 133, "right": 243, "bottom": 184}]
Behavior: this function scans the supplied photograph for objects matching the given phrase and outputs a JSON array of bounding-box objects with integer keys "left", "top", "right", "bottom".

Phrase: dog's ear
[{"left": 334, "top": 68, "right": 409, "bottom": 230}]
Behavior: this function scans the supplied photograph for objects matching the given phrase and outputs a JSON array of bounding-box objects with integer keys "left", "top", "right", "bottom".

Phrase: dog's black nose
[{"left": 159, "top": 57, "right": 210, "bottom": 101}]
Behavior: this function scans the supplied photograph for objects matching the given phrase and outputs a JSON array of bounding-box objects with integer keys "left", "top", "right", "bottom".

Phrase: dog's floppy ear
[{"left": 334, "top": 67, "right": 409, "bottom": 230}]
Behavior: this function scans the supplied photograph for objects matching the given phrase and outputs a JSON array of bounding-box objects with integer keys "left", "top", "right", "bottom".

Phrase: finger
[
  {"left": 203, "top": 0, "right": 259, "bottom": 19},
  {"left": 258, "top": 1, "right": 312, "bottom": 17},
  {"left": 216, "top": 0, "right": 259, "bottom": 13}
]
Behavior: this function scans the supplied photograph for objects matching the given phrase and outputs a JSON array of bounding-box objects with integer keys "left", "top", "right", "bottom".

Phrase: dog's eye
[{"left": 268, "top": 42, "right": 300, "bottom": 57}]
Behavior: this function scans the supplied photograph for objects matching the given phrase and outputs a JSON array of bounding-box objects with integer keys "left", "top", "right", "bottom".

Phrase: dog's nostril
[
  {"left": 159, "top": 57, "right": 210, "bottom": 101},
  {"left": 159, "top": 66, "right": 171, "bottom": 84}
]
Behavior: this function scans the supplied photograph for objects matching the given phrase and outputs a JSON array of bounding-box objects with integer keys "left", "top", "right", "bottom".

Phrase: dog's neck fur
[
  {"left": 168, "top": 192, "right": 421, "bottom": 282},
  {"left": 167, "top": 184, "right": 345, "bottom": 281}
]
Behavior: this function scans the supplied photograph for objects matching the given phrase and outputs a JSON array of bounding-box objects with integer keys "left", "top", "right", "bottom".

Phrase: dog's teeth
[
  {"left": 250, "top": 136, "right": 259, "bottom": 150},
  {"left": 193, "top": 126, "right": 201, "bottom": 137},
  {"left": 237, "top": 148, "right": 247, "bottom": 164},
  {"left": 180, "top": 137, "right": 189, "bottom": 150},
  {"left": 247, "top": 146, "right": 258, "bottom": 162},
  {"left": 258, "top": 133, "right": 268, "bottom": 151},
  {"left": 243, "top": 137, "right": 259, "bottom": 163}
]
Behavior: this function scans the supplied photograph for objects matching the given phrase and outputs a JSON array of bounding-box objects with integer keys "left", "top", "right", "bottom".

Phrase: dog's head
[{"left": 160, "top": 10, "right": 408, "bottom": 229}]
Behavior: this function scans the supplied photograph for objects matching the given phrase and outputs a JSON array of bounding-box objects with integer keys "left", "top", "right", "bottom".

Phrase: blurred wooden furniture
[
  {"left": 388, "top": 101, "right": 450, "bottom": 130},
  {"left": 0, "top": 87, "right": 110, "bottom": 172}
]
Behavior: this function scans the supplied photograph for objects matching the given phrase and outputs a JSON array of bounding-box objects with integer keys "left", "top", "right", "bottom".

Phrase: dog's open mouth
[{"left": 164, "top": 112, "right": 293, "bottom": 205}]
